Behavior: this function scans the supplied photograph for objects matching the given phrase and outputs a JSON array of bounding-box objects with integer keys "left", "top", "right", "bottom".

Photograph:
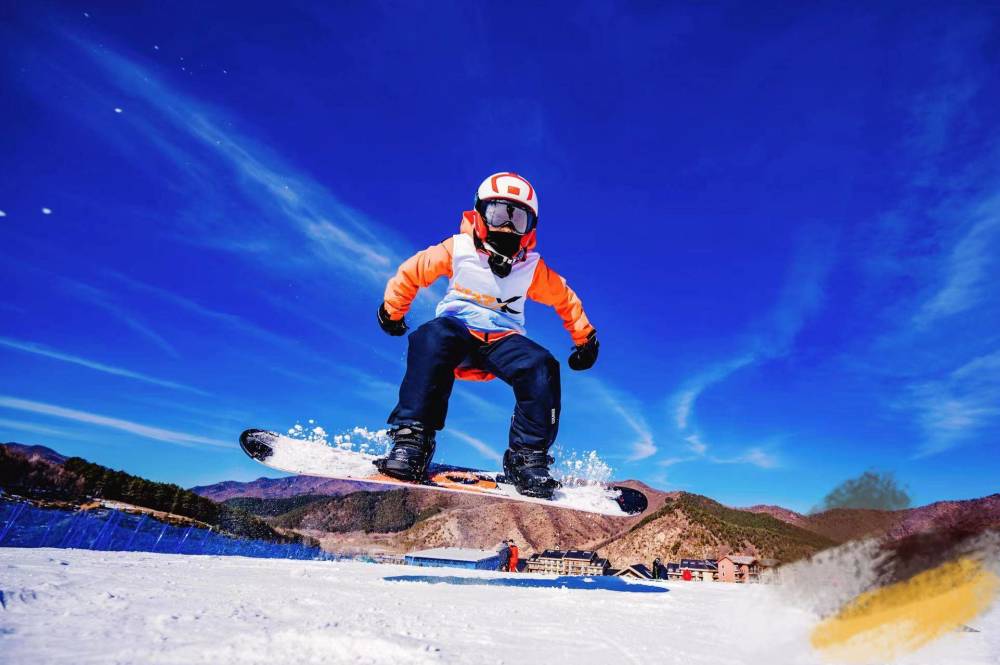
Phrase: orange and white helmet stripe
[{"left": 476, "top": 172, "right": 538, "bottom": 218}]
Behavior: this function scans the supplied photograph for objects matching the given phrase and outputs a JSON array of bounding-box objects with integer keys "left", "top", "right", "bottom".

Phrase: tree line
[{"left": 0, "top": 445, "right": 314, "bottom": 545}]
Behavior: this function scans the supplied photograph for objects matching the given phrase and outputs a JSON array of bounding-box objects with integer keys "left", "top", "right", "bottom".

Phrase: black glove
[
  {"left": 568, "top": 330, "right": 599, "bottom": 371},
  {"left": 377, "top": 303, "right": 408, "bottom": 336}
]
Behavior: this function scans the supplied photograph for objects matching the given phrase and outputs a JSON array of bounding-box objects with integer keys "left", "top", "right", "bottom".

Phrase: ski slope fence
[{"left": 0, "top": 499, "right": 339, "bottom": 561}]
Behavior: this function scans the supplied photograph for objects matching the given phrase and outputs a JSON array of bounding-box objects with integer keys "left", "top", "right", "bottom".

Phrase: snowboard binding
[
  {"left": 502, "top": 448, "right": 562, "bottom": 499},
  {"left": 374, "top": 425, "right": 436, "bottom": 482}
]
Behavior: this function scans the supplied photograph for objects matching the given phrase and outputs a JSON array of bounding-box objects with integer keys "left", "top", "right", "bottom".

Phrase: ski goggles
[{"left": 481, "top": 200, "right": 536, "bottom": 234}]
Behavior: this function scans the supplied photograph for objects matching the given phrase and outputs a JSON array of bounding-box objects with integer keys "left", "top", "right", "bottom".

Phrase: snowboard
[{"left": 239, "top": 429, "right": 648, "bottom": 516}]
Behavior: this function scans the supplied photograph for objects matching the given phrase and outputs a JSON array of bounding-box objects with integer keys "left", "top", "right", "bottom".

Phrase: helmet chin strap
[
  {"left": 481, "top": 239, "right": 516, "bottom": 265},
  {"left": 480, "top": 238, "right": 525, "bottom": 278}
]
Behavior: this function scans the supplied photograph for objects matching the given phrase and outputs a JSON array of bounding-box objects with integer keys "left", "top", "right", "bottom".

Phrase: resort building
[
  {"left": 662, "top": 562, "right": 682, "bottom": 580},
  {"left": 525, "top": 549, "right": 610, "bottom": 576},
  {"left": 679, "top": 558, "right": 718, "bottom": 581},
  {"left": 613, "top": 564, "right": 654, "bottom": 580},
  {"left": 717, "top": 555, "right": 779, "bottom": 582},
  {"left": 717, "top": 555, "right": 757, "bottom": 582}
]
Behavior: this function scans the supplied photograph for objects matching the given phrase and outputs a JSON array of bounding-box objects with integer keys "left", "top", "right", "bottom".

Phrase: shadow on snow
[{"left": 384, "top": 574, "right": 669, "bottom": 593}]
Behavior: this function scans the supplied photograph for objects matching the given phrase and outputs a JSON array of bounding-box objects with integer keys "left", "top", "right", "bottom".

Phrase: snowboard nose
[{"left": 239, "top": 429, "right": 275, "bottom": 461}]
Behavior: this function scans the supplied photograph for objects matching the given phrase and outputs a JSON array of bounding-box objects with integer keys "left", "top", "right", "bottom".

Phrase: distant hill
[
  {"left": 190, "top": 475, "right": 383, "bottom": 501},
  {"left": 740, "top": 504, "right": 809, "bottom": 529},
  {"left": 2, "top": 442, "right": 67, "bottom": 466},
  {"left": 876, "top": 497, "right": 1000, "bottom": 586},
  {"left": 247, "top": 481, "right": 835, "bottom": 566},
  {"left": 0, "top": 442, "right": 310, "bottom": 545},
  {"left": 270, "top": 490, "right": 447, "bottom": 534},
  {"left": 7, "top": 441, "right": 997, "bottom": 570},
  {"left": 223, "top": 494, "right": 331, "bottom": 518},
  {"left": 288, "top": 484, "right": 637, "bottom": 555},
  {"left": 234, "top": 478, "right": 999, "bottom": 569},
  {"left": 742, "top": 495, "right": 1000, "bottom": 544},
  {"left": 599, "top": 493, "right": 838, "bottom": 564},
  {"left": 885, "top": 494, "right": 1000, "bottom": 540},
  {"left": 218, "top": 480, "right": 671, "bottom": 556}
]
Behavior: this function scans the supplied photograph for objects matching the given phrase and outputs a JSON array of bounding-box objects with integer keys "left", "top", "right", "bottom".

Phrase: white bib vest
[{"left": 435, "top": 233, "right": 540, "bottom": 335}]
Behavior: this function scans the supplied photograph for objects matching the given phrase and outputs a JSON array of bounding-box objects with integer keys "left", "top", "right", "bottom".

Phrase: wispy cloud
[
  {"left": 667, "top": 226, "right": 836, "bottom": 461},
  {"left": 338, "top": 367, "right": 399, "bottom": 406},
  {"left": 673, "top": 391, "right": 697, "bottom": 432},
  {"left": 0, "top": 336, "right": 209, "bottom": 396},
  {"left": 907, "top": 350, "right": 1000, "bottom": 456},
  {"left": 17, "top": 261, "right": 368, "bottom": 394},
  {"left": 856, "top": 162, "right": 1000, "bottom": 459},
  {"left": 105, "top": 271, "right": 302, "bottom": 350},
  {"left": 656, "top": 456, "right": 694, "bottom": 468},
  {"left": 848, "top": 30, "right": 1000, "bottom": 458},
  {"left": 710, "top": 447, "right": 781, "bottom": 469},
  {"left": 581, "top": 378, "right": 657, "bottom": 462},
  {"left": 913, "top": 199, "right": 1000, "bottom": 326},
  {"left": 656, "top": 441, "right": 781, "bottom": 470},
  {"left": 448, "top": 428, "right": 503, "bottom": 464},
  {"left": 627, "top": 439, "right": 658, "bottom": 462},
  {"left": 104, "top": 272, "right": 398, "bottom": 391},
  {"left": 672, "top": 354, "right": 755, "bottom": 432},
  {"left": 71, "top": 38, "right": 404, "bottom": 285},
  {"left": 64, "top": 281, "right": 180, "bottom": 358},
  {"left": 0, "top": 396, "right": 230, "bottom": 449},
  {"left": 125, "top": 395, "right": 250, "bottom": 424},
  {"left": 684, "top": 433, "right": 708, "bottom": 456},
  {"left": 254, "top": 289, "right": 408, "bottom": 367},
  {"left": 0, "top": 417, "right": 78, "bottom": 439}
]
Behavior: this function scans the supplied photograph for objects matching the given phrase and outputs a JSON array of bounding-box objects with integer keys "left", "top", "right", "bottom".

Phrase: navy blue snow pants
[{"left": 388, "top": 316, "right": 561, "bottom": 452}]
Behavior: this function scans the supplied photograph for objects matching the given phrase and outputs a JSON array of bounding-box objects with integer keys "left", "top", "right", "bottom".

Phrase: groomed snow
[{"left": 0, "top": 548, "right": 996, "bottom": 665}]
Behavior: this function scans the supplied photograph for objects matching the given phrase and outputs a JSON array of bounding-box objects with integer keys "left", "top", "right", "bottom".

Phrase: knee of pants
[{"left": 514, "top": 350, "right": 560, "bottom": 393}]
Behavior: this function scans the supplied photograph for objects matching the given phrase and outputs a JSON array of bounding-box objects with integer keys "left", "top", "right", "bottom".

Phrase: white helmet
[
  {"left": 472, "top": 172, "right": 539, "bottom": 277},
  {"left": 475, "top": 172, "right": 538, "bottom": 219}
]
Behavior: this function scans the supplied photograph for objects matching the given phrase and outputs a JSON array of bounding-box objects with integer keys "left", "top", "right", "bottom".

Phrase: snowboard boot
[
  {"left": 503, "top": 448, "right": 561, "bottom": 499},
  {"left": 374, "top": 425, "right": 436, "bottom": 482}
]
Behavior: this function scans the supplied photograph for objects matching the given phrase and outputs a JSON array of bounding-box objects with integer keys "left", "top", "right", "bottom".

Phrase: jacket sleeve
[
  {"left": 382, "top": 238, "right": 454, "bottom": 319},
  {"left": 526, "top": 258, "right": 595, "bottom": 345}
]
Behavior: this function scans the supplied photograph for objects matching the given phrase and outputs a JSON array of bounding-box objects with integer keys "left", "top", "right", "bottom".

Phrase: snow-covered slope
[{"left": 0, "top": 548, "right": 996, "bottom": 665}]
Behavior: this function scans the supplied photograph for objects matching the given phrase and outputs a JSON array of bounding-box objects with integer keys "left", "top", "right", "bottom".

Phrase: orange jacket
[{"left": 383, "top": 212, "right": 595, "bottom": 346}]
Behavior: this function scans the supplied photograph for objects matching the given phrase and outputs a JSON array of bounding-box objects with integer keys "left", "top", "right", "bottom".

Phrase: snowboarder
[
  {"left": 508, "top": 540, "right": 520, "bottom": 573},
  {"left": 375, "top": 172, "right": 599, "bottom": 499}
]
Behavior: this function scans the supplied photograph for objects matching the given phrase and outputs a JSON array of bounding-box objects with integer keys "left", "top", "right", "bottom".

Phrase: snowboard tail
[{"left": 239, "top": 429, "right": 647, "bottom": 516}]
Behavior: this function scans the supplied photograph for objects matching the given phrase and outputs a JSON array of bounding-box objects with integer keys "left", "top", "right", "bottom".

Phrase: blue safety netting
[{"left": 0, "top": 499, "right": 339, "bottom": 560}]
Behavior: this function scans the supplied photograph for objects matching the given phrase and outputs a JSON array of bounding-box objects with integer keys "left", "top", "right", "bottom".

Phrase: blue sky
[{"left": 2, "top": 2, "right": 998, "bottom": 512}]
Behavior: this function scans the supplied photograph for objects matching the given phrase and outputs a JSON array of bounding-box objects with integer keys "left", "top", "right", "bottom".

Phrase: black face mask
[
  {"left": 485, "top": 230, "right": 522, "bottom": 258},
  {"left": 483, "top": 230, "right": 523, "bottom": 278}
]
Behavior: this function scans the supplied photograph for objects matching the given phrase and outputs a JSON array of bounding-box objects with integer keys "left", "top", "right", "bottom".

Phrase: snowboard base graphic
[{"left": 239, "top": 429, "right": 647, "bottom": 516}]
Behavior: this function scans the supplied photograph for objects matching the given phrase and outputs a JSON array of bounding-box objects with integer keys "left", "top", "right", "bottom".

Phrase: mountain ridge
[
  {"left": 190, "top": 475, "right": 383, "bottom": 501},
  {"left": 741, "top": 494, "right": 1000, "bottom": 543},
  {"left": 6, "top": 442, "right": 998, "bottom": 569},
  {"left": 2, "top": 442, "right": 68, "bottom": 466}
]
